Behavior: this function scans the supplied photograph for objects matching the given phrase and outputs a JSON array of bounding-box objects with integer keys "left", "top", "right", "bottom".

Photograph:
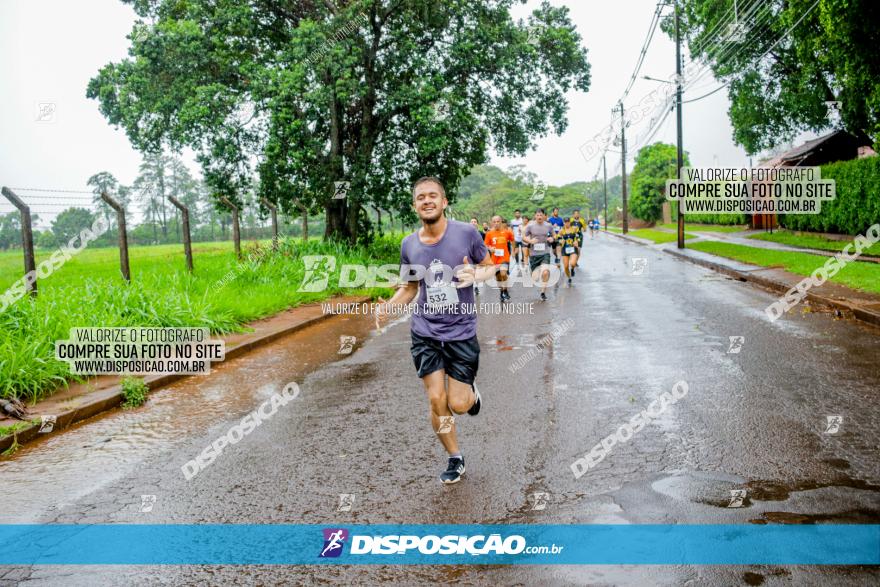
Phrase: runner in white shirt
[{"left": 509, "top": 209, "right": 523, "bottom": 266}]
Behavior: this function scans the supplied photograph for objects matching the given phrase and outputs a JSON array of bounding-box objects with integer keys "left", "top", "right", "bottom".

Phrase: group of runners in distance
[
  {"left": 376, "top": 176, "right": 604, "bottom": 484},
  {"left": 467, "top": 206, "right": 601, "bottom": 301}
]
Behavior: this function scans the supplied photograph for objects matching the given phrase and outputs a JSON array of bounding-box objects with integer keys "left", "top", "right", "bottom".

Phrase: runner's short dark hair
[
  {"left": 412, "top": 176, "right": 446, "bottom": 197},
  {"left": 514, "top": 208, "right": 521, "bottom": 213},
  {"left": 535, "top": 207, "right": 546, "bottom": 215}
]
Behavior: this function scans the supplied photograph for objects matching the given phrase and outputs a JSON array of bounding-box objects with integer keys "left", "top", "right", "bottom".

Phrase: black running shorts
[
  {"left": 410, "top": 332, "right": 480, "bottom": 385},
  {"left": 529, "top": 252, "right": 551, "bottom": 273}
]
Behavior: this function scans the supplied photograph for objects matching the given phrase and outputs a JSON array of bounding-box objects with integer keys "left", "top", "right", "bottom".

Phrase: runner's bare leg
[
  {"left": 447, "top": 376, "right": 476, "bottom": 415},
  {"left": 421, "top": 370, "right": 460, "bottom": 454}
]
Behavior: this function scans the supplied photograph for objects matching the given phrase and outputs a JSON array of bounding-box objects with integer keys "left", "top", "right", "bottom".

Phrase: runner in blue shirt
[{"left": 548, "top": 207, "right": 564, "bottom": 265}]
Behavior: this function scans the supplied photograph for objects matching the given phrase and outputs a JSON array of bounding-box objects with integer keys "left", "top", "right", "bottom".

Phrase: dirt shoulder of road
[
  {"left": 607, "top": 231, "right": 880, "bottom": 329},
  {"left": 0, "top": 295, "right": 369, "bottom": 454}
]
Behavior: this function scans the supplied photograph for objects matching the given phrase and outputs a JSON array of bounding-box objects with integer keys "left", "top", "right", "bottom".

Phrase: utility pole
[
  {"left": 616, "top": 100, "right": 628, "bottom": 234},
  {"left": 603, "top": 154, "right": 608, "bottom": 231},
  {"left": 675, "top": 0, "right": 685, "bottom": 249}
]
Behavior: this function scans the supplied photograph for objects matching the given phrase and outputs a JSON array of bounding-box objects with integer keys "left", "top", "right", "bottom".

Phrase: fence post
[
  {"left": 1, "top": 187, "right": 37, "bottom": 298},
  {"left": 260, "top": 198, "right": 278, "bottom": 249},
  {"left": 101, "top": 192, "right": 130, "bottom": 282},
  {"left": 220, "top": 197, "right": 241, "bottom": 259},
  {"left": 168, "top": 196, "right": 193, "bottom": 272}
]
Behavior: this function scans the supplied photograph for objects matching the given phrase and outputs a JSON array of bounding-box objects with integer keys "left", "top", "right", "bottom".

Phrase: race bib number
[
  {"left": 533, "top": 243, "right": 546, "bottom": 252},
  {"left": 493, "top": 248, "right": 505, "bottom": 257},
  {"left": 565, "top": 246, "right": 575, "bottom": 254},
  {"left": 426, "top": 285, "right": 459, "bottom": 308}
]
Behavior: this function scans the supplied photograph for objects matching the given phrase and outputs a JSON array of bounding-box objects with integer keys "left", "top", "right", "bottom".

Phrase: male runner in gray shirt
[{"left": 522, "top": 207, "right": 555, "bottom": 301}]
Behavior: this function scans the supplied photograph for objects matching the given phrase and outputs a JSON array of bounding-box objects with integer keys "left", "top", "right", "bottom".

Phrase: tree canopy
[
  {"left": 630, "top": 142, "right": 689, "bottom": 223},
  {"left": 669, "top": 0, "right": 880, "bottom": 154},
  {"left": 451, "top": 164, "right": 622, "bottom": 222},
  {"left": 88, "top": 0, "right": 591, "bottom": 243}
]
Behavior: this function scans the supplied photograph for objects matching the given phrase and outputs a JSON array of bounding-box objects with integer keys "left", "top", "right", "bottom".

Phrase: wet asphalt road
[{"left": 1, "top": 233, "right": 879, "bottom": 586}]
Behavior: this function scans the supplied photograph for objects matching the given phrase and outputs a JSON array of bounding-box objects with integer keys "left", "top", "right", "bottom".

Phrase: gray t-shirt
[
  {"left": 524, "top": 221, "right": 553, "bottom": 254},
  {"left": 400, "top": 220, "right": 488, "bottom": 341}
]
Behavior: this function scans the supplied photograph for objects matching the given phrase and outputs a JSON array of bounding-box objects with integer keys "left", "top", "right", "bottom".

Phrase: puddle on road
[
  {"left": 0, "top": 312, "right": 377, "bottom": 522},
  {"left": 650, "top": 470, "right": 880, "bottom": 523},
  {"left": 750, "top": 510, "right": 880, "bottom": 524},
  {"left": 742, "top": 477, "right": 880, "bottom": 502}
]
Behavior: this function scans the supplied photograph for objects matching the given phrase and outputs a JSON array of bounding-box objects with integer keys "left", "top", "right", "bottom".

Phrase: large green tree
[
  {"left": 87, "top": 171, "right": 121, "bottom": 229},
  {"left": 88, "top": 0, "right": 591, "bottom": 243},
  {"left": 630, "top": 142, "right": 689, "bottom": 222},
  {"left": 670, "top": 0, "right": 880, "bottom": 154},
  {"left": 133, "top": 152, "right": 171, "bottom": 242},
  {"left": 51, "top": 208, "right": 96, "bottom": 244}
]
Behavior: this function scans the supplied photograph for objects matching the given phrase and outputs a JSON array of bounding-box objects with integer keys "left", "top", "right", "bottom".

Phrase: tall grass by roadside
[{"left": 0, "top": 236, "right": 402, "bottom": 402}]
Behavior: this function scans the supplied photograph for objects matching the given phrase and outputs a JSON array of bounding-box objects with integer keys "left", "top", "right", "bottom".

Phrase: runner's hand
[
  {"left": 455, "top": 256, "right": 476, "bottom": 288},
  {"left": 375, "top": 296, "right": 390, "bottom": 330}
]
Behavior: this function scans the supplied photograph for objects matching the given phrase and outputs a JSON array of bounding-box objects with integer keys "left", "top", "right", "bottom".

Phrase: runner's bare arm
[
  {"left": 376, "top": 281, "right": 418, "bottom": 327},
  {"left": 454, "top": 254, "right": 497, "bottom": 288}
]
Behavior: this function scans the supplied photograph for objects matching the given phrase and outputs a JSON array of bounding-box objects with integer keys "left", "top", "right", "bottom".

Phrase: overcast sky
[{"left": 1, "top": 0, "right": 768, "bottom": 225}]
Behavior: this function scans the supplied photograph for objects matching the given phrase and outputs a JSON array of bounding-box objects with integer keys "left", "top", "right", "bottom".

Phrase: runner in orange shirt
[{"left": 484, "top": 215, "right": 515, "bottom": 302}]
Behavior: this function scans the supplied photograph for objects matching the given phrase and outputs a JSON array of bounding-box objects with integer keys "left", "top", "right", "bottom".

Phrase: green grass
[
  {"left": 627, "top": 229, "right": 696, "bottom": 244},
  {"left": 121, "top": 376, "right": 150, "bottom": 409},
  {"left": 0, "top": 236, "right": 401, "bottom": 402},
  {"left": 0, "top": 420, "right": 35, "bottom": 437},
  {"left": 689, "top": 241, "right": 880, "bottom": 294},
  {"left": 748, "top": 230, "right": 880, "bottom": 257},
  {"left": 658, "top": 223, "right": 747, "bottom": 233}
]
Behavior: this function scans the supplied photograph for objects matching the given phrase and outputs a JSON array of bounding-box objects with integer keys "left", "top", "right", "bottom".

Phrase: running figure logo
[
  {"left": 727, "top": 336, "right": 745, "bottom": 354},
  {"left": 299, "top": 255, "right": 336, "bottom": 292},
  {"left": 39, "top": 414, "right": 56, "bottom": 433},
  {"left": 436, "top": 415, "right": 455, "bottom": 434},
  {"left": 319, "top": 528, "right": 349, "bottom": 558},
  {"left": 35, "top": 102, "right": 56, "bottom": 123},
  {"left": 338, "top": 335, "right": 356, "bottom": 355},
  {"left": 824, "top": 415, "right": 843, "bottom": 434},
  {"left": 140, "top": 494, "right": 156, "bottom": 513},
  {"left": 337, "top": 493, "right": 355, "bottom": 512},
  {"left": 630, "top": 257, "right": 648, "bottom": 276},
  {"left": 727, "top": 489, "right": 747, "bottom": 508},
  {"left": 333, "top": 181, "right": 350, "bottom": 200},
  {"left": 530, "top": 180, "right": 546, "bottom": 202},
  {"left": 529, "top": 492, "right": 550, "bottom": 511}
]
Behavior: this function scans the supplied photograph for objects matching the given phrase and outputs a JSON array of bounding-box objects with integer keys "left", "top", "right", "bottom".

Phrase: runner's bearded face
[{"left": 413, "top": 182, "right": 446, "bottom": 224}]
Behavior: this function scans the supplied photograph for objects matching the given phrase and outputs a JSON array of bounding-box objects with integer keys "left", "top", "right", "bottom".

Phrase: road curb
[
  {"left": 606, "top": 230, "right": 880, "bottom": 329},
  {"left": 0, "top": 296, "right": 370, "bottom": 454}
]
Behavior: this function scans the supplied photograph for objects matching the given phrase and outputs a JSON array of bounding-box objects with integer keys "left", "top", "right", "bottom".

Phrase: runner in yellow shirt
[{"left": 558, "top": 218, "right": 581, "bottom": 286}]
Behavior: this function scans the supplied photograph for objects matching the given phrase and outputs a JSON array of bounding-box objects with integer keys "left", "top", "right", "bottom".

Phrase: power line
[
  {"left": 621, "top": 2, "right": 664, "bottom": 103},
  {"left": 681, "top": 0, "right": 821, "bottom": 104},
  {"left": 682, "top": 1, "right": 774, "bottom": 91},
  {"left": 630, "top": 1, "right": 781, "bottom": 145}
]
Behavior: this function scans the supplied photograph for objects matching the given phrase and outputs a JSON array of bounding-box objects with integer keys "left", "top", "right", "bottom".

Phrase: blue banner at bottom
[{"left": 0, "top": 524, "right": 877, "bottom": 565}]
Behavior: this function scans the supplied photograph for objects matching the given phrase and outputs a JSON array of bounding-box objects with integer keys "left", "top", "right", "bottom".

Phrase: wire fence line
[{"left": 0, "top": 186, "right": 294, "bottom": 295}]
